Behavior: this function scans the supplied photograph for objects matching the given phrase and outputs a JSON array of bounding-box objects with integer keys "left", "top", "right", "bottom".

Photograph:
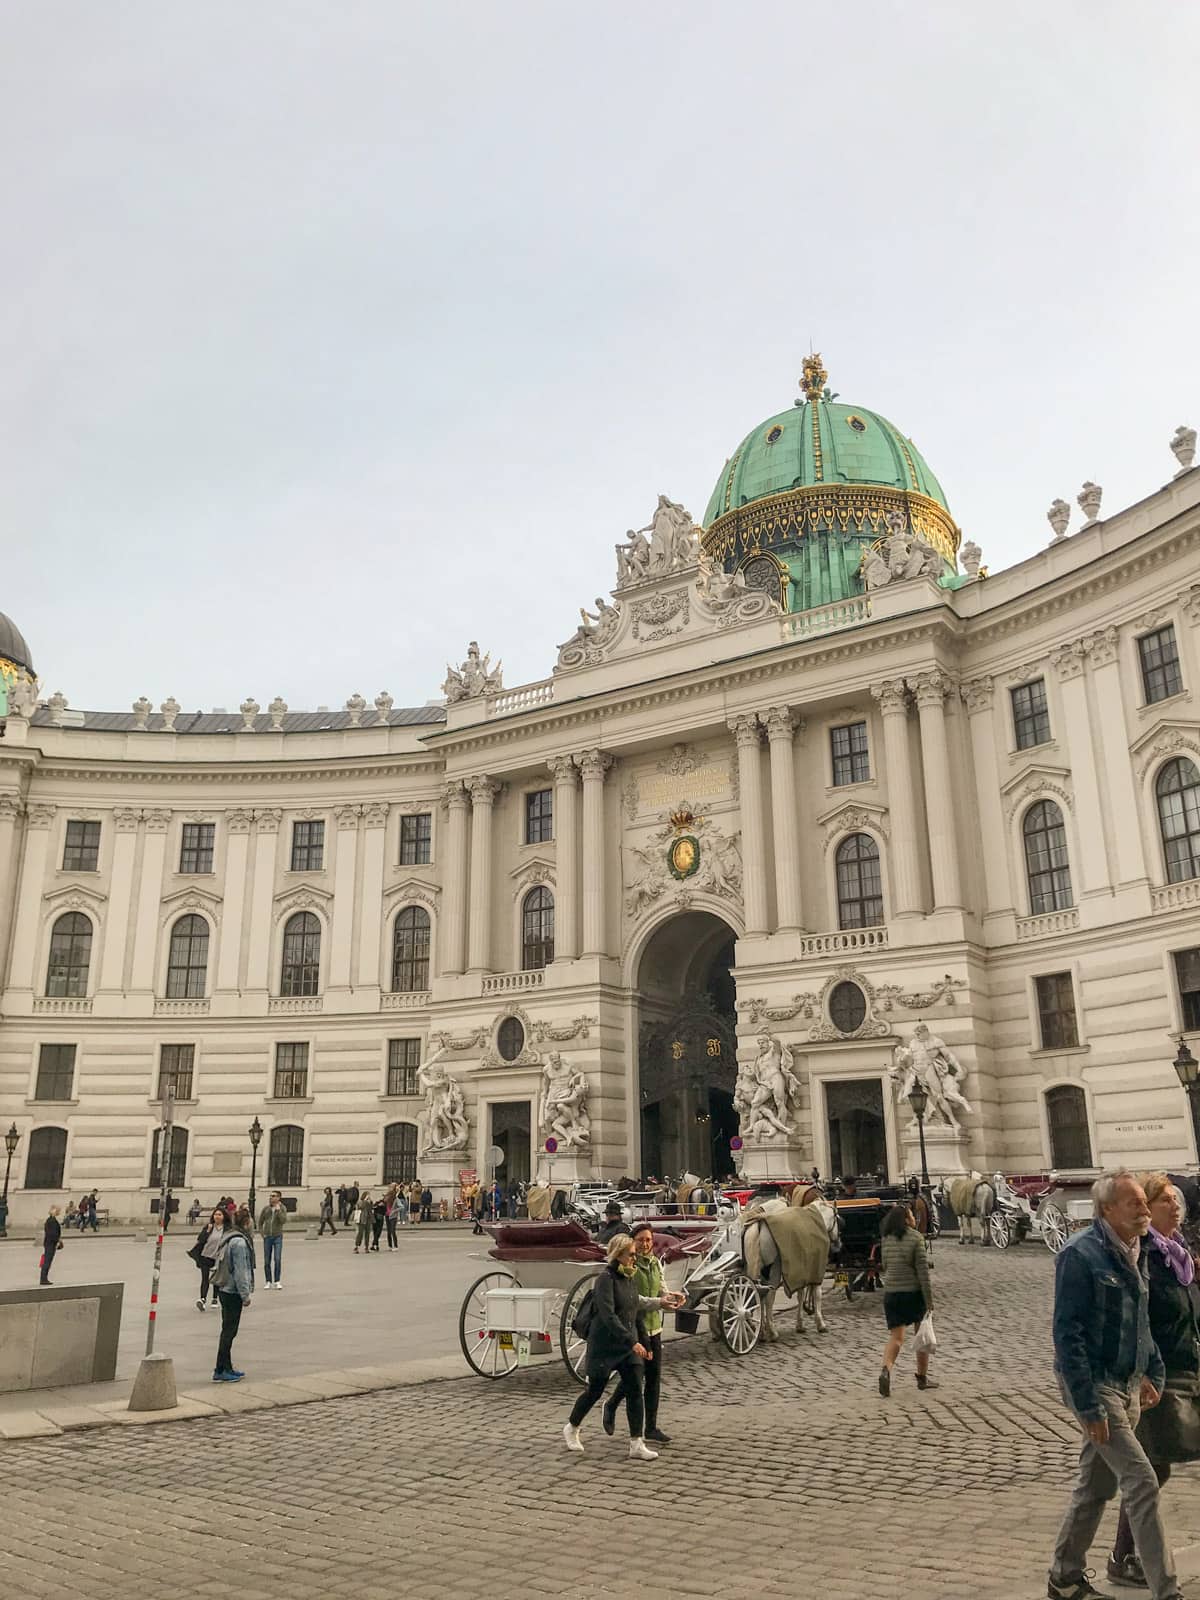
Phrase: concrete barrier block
[
  {"left": 128, "top": 1352, "right": 177, "bottom": 1412},
  {"left": 0, "top": 1303, "right": 37, "bottom": 1391},
  {"left": 31, "top": 1296, "right": 100, "bottom": 1388}
]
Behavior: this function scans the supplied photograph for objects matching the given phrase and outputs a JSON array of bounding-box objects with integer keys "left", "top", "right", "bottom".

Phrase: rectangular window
[
  {"left": 1175, "top": 948, "right": 1200, "bottom": 1033},
  {"left": 290, "top": 820, "right": 324, "bottom": 872},
  {"left": 1138, "top": 625, "right": 1184, "bottom": 705},
  {"left": 157, "top": 1043, "right": 195, "bottom": 1102},
  {"left": 62, "top": 819, "right": 101, "bottom": 872},
  {"left": 35, "top": 1043, "right": 76, "bottom": 1102},
  {"left": 399, "top": 813, "right": 432, "bottom": 865},
  {"left": 524, "top": 789, "right": 553, "bottom": 844},
  {"left": 150, "top": 1126, "right": 188, "bottom": 1190},
  {"left": 1010, "top": 679, "right": 1051, "bottom": 751},
  {"left": 830, "top": 722, "right": 870, "bottom": 786},
  {"left": 387, "top": 1038, "right": 421, "bottom": 1097},
  {"left": 273, "top": 1042, "right": 309, "bottom": 1099},
  {"left": 1035, "top": 972, "right": 1080, "bottom": 1050},
  {"left": 178, "top": 822, "right": 215, "bottom": 874}
]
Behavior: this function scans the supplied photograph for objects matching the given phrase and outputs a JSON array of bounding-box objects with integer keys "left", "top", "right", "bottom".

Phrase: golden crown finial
[
  {"left": 669, "top": 805, "right": 696, "bottom": 832},
  {"left": 800, "top": 352, "right": 828, "bottom": 402}
]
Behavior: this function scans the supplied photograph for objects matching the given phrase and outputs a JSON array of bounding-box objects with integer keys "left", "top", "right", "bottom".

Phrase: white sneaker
[
  {"left": 562, "top": 1423, "right": 584, "bottom": 1454},
  {"left": 628, "top": 1438, "right": 658, "bottom": 1461},
  {"left": 274, "top": 1283, "right": 283, "bottom": 1291}
]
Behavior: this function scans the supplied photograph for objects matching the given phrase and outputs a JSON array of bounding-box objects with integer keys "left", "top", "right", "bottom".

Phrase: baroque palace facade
[{"left": 1, "top": 362, "right": 1199, "bottom": 1221}]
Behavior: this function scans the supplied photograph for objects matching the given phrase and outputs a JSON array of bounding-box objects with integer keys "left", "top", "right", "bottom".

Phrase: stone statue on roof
[{"left": 442, "top": 640, "right": 503, "bottom": 703}]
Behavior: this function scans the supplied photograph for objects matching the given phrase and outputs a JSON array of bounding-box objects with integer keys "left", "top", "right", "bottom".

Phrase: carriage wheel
[
  {"left": 1040, "top": 1203, "right": 1069, "bottom": 1255},
  {"left": 458, "top": 1270, "right": 519, "bottom": 1379},
  {"left": 989, "top": 1211, "right": 1012, "bottom": 1250},
  {"left": 717, "top": 1272, "right": 763, "bottom": 1355},
  {"left": 559, "top": 1273, "right": 596, "bottom": 1386}
]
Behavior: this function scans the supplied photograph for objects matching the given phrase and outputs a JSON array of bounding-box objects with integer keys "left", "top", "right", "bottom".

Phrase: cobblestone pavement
[{"left": 5, "top": 1242, "right": 1200, "bottom": 1600}]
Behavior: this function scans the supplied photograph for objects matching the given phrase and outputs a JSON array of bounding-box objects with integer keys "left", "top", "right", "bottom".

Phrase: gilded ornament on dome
[
  {"left": 764, "top": 424, "right": 784, "bottom": 445},
  {"left": 800, "top": 352, "right": 829, "bottom": 401},
  {"left": 845, "top": 414, "right": 868, "bottom": 434}
]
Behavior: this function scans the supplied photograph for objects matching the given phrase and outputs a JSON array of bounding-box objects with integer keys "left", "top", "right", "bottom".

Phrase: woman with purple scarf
[{"left": 1108, "top": 1174, "right": 1200, "bottom": 1588}]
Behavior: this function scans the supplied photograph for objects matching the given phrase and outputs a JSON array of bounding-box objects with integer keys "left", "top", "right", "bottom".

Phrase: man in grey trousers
[{"left": 1047, "top": 1169, "right": 1180, "bottom": 1600}]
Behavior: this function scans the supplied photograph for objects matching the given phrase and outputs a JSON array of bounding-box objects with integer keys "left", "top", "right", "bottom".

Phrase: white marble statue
[
  {"left": 697, "top": 553, "right": 748, "bottom": 607},
  {"left": 5, "top": 678, "right": 38, "bottom": 718},
  {"left": 539, "top": 1052, "right": 591, "bottom": 1148},
  {"left": 860, "top": 515, "right": 943, "bottom": 590},
  {"left": 442, "top": 641, "right": 503, "bottom": 703},
  {"left": 417, "top": 1044, "right": 469, "bottom": 1152},
  {"left": 557, "top": 597, "right": 620, "bottom": 660},
  {"left": 890, "top": 1021, "right": 972, "bottom": 1133},
  {"left": 734, "top": 1032, "right": 802, "bottom": 1140}
]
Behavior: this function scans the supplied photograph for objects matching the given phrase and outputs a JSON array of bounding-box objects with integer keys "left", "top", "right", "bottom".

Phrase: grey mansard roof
[{"left": 29, "top": 705, "right": 447, "bottom": 733}]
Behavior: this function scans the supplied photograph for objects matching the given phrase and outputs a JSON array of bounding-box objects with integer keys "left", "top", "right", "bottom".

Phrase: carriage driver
[{"left": 596, "top": 1201, "right": 626, "bottom": 1244}]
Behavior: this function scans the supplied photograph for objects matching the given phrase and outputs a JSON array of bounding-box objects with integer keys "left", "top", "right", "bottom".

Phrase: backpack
[{"left": 570, "top": 1288, "right": 595, "bottom": 1340}]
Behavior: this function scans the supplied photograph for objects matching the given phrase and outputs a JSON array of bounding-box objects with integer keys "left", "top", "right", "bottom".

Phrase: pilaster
[
  {"left": 910, "top": 669, "right": 963, "bottom": 910},
  {"left": 577, "top": 750, "right": 613, "bottom": 957},
  {"left": 763, "top": 706, "right": 803, "bottom": 932},
  {"left": 467, "top": 776, "right": 501, "bottom": 973},
  {"left": 549, "top": 755, "right": 580, "bottom": 961},
  {"left": 441, "top": 782, "right": 470, "bottom": 977},
  {"left": 870, "top": 679, "right": 921, "bottom": 916}
]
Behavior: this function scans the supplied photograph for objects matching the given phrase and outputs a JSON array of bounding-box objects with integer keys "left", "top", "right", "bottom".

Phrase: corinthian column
[
  {"left": 8, "top": 803, "right": 53, "bottom": 992},
  {"left": 441, "top": 782, "right": 470, "bottom": 976},
  {"left": 1083, "top": 627, "right": 1146, "bottom": 886},
  {"left": 910, "top": 669, "right": 962, "bottom": 910},
  {"left": 729, "top": 714, "right": 769, "bottom": 934},
  {"left": 244, "top": 809, "right": 282, "bottom": 993},
  {"left": 99, "top": 809, "right": 141, "bottom": 992},
  {"left": 467, "top": 776, "right": 501, "bottom": 973},
  {"left": 870, "top": 680, "right": 921, "bottom": 916},
  {"left": 576, "top": 750, "right": 613, "bottom": 958},
  {"left": 216, "top": 809, "right": 253, "bottom": 993},
  {"left": 1051, "top": 641, "right": 1109, "bottom": 895},
  {"left": 959, "top": 678, "right": 1010, "bottom": 916},
  {"left": 763, "top": 706, "right": 803, "bottom": 932},
  {"left": 0, "top": 794, "right": 24, "bottom": 987},
  {"left": 328, "top": 805, "right": 360, "bottom": 991},
  {"left": 130, "top": 809, "right": 172, "bottom": 990},
  {"left": 549, "top": 755, "right": 579, "bottom": 961}
]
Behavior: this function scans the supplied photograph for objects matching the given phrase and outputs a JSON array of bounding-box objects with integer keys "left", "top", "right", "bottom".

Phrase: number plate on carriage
[
  {"left": 496, "top": 1332, "right": 514, "bottom": 1350},
  {"left": 834, "top": 1271, "right": 849, "bottom": 1285}
]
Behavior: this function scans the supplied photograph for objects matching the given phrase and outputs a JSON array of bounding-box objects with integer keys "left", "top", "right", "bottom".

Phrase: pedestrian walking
[
  {"left": 420, "top": 1185, "right": 433, "bottom": 1224},
  {"left": 395, "top": 1185, "right": 410, "bottom": 1228},
  {"left": 1046, "top": 1169, "right": 1181, "bottom": 1600},
  {"left": 188, "top": 1206, "right": 227, "bottom": 1309},
  {"left": 561, "top": 1232, "right": 681, "bottom": 1462},
  {"left": 211, "top": 1205, "right": 255, "bottom": 1382},
  {"left": 603, "top": 1222, "right": 674, "bottom": 1444},
  {"left": 84, "top": 1190, "right": 99, "bottom": 1231},
  {"left": 384, "top": 1186, "right": 400, "bottom": 1250},
  {"left": 353, "top": 1191, "right": 374, "bottom": 1253},
  {"left": 336, "top": 1183, "right": 348, "bottom": 1225},
  {"left": 187, "top": 1198, "right": 201, "bottom": 1224},
  {"left": 346, "top": 1181, "right": 361, "bottom": 1225},
  {"left": 472, "top": 1183, "right": 485, "bottom": 1235},
  {"left": 877, "top": 1202, "right": 935, "bottom": 1396},
  {"left": 1106, "top": 1174, "right": 1200, "bottom": 1588},
  {"left": 371, "top": 1193, "right": 387, "bottom": 1251},
  {"left": 162, "top": 1189, "right": 174, "bottom": 1233},
  {"left": 257, "top": 1190, "right": 287, "bottom": 1288},
  {"left": 40, "top": 1205, "right": 63, "bottom": 1285},
  {"left": 318, "top": 1187, "right": 338, "bottom": 1236},
  {"left": 408, "top": 1179, "right": 422, "bottom": 1224}
]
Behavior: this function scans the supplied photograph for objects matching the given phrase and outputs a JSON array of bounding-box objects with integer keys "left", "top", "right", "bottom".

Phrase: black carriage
[{"left": 830, "top": 1192, "right": 902, "bottom": 1299}]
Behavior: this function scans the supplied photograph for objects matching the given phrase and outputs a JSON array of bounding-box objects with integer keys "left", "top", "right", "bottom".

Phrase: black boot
[{"left": 601, "top": 1401, "right": 617, "bottom": 1436}]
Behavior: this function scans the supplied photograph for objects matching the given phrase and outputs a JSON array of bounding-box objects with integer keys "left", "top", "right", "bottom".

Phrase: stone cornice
[{"left": 23, "top": 755, "right": 448, "bottom": 786}]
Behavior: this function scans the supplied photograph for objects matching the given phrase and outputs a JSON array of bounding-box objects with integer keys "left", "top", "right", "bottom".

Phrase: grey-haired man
[{"left": 1047, "top": 1170, "right": 1180, "bottom": 1600}]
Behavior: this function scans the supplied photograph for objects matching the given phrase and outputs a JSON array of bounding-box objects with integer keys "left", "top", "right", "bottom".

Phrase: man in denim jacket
[{"left": 1047, "top": 1170, "right": 1180, "bottom": 1600}]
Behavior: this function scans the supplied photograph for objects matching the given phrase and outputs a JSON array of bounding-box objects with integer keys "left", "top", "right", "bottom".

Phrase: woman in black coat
[
  {"left": 1108, "top": 1175, "right": 1200, "bottom": 1587},
  {"left": 562, "top": 1233, "right": 678, "bottom": 1462}
]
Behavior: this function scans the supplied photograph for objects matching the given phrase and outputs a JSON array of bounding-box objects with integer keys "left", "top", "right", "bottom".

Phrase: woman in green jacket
[{"left": 878, "top": 1203, "right": 936, "bottom": 1397}]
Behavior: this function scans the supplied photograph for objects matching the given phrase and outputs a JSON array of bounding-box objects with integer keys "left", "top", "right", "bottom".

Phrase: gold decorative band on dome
[{"left": 702, "top": 484, "right": 960, "bottom": 567}]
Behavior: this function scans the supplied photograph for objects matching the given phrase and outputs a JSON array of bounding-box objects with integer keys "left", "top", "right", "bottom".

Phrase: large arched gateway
[{"left": 635, "top": 910, "right": 739, "bottom": 1180}]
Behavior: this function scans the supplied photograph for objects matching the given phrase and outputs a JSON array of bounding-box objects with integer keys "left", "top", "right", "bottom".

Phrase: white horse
[
  {"left": 743, "top": 1192, "right": 840, "bottom": 1337},
  {"left": 948, "top": 1173, "right": 996, "bottom": 1244}
]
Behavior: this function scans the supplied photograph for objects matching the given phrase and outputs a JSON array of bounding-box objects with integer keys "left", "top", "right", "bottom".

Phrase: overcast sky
[{"left": 3, "top": 3, "right": 1197, "bottom": 712}]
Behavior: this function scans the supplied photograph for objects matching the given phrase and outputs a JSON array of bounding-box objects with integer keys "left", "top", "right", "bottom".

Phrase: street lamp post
[
  {"left": 248, "top": 1116, "right": 263, "bottom": 1217},
  {"left": 907, "top": 1082, "right": 932, "bottom": 1221},
  {"left": 0, "top": 1122, "right": 20, "bottom": 1238},
  {"left": 1173, "top": 1037, "right": 1200, "bottom": 1166}
]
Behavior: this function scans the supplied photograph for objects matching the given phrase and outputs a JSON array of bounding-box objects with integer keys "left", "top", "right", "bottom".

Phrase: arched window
[
  {"left": 26, "top": 1127, "right": 67, "bottom": 1189},
  {"left": 268, "top": 1125, "right": 304, "bottom": 1188},
  {"left": 521, "top": 886, "right": 554, "bottom": 970},
  {"left": 280, "top": 912, "right": 321, "bottom": 997},
  {"left": 46, "top": 912, "right": 92, "bottom": 997},
  {"left": 392, "top": 906, "right": 431, "bottom": 992},
  {"left": 1157, "top": 757, "right": 1200, "bottom": 884},
  {"left": 383, "top": 1123, "right": 418, "bottom": 1185},
  {"left": 1045, "top": 1085, "right": 1093, "bottom": 1170},
  {"left": 835, "top": 834, "right": 883, "bottom": 929},
  {"left": 166, "top": 914, "right": 209, "bottom": 998},
  {"left": 1023, "top": 800, "right": 1073, "bottom": 913},
  {"left": 150, "top": 1126, "right": 189, "bottom": 1188}
]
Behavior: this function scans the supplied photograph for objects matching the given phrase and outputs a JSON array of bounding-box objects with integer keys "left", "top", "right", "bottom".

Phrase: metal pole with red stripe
[{"left": 145, "top": 1085, "right": 175, "bottom": 1357}]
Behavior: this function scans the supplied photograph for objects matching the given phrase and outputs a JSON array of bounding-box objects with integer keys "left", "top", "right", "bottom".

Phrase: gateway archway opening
[{"left": 636, "top": 911, "right": 739, "bottom": 1181}]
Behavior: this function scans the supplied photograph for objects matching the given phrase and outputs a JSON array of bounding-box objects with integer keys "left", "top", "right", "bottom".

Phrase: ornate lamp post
[
  {"left": 907, "top": 1082, "right": 932, "bottom": 1215},
  {"left": 0, "top": 1122, "right": 20, "bottom": 1238},
  {"left": 1173, "top": 1037, "right": 1200, "bottom": 1165},
  {"left": 248, "top": 1117, "right": 264, "bottom": 1218}
]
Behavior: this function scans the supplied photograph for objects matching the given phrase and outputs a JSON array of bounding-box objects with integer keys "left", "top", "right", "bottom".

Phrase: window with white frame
[
  {"left": 179, "top": 823, "right": 215, "bottom": 873},
  {"left": 1022, "top": 801, "right": 1073, "bottom": 913}
]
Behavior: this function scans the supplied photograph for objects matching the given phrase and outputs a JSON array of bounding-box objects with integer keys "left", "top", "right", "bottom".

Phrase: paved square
[{"left": 4, "top": 1239, "right": 1200, "bottom": 1599}]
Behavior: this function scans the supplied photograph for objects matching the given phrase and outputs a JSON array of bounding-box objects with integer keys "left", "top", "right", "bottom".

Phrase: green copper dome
[{"left": 701, "top": 357, "right": 959, "bottom": 615}]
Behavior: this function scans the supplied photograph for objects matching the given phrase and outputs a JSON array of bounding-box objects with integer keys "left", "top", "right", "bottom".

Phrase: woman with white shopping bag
[{"left": 878, "top": 1202, "right": 936, "bottom": 1397}]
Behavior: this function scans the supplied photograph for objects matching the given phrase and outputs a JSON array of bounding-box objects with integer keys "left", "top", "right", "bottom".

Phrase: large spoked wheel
[
  {"left": 459, "top": 1269, "right": 518, "bottom": 1379},
  {"left": 559, "top": 1273, "right": 596, "bottom": 1386},
  {"left": 989, "top": 1211, "right": 1012, "bottom": 1250},
  {"left": 717, "top": 1272, "right": 763, "bottom": 1355},
  {"left": 1040, "top": 1203, "right": 1069, "bottom": 1255}
]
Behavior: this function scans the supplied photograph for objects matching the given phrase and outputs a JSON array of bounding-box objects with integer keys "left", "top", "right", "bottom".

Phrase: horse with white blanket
[{"left": 742, "top": 1190, "right": 839, "bottom": 1336}]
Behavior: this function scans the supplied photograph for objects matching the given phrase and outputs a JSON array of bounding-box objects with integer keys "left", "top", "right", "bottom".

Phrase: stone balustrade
[
  {"left": 481, "top": 969, "right": 545, "bottom": 996},
  {"left": 1015, "top": 907, "right": 1080, "bottom": 942}
]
